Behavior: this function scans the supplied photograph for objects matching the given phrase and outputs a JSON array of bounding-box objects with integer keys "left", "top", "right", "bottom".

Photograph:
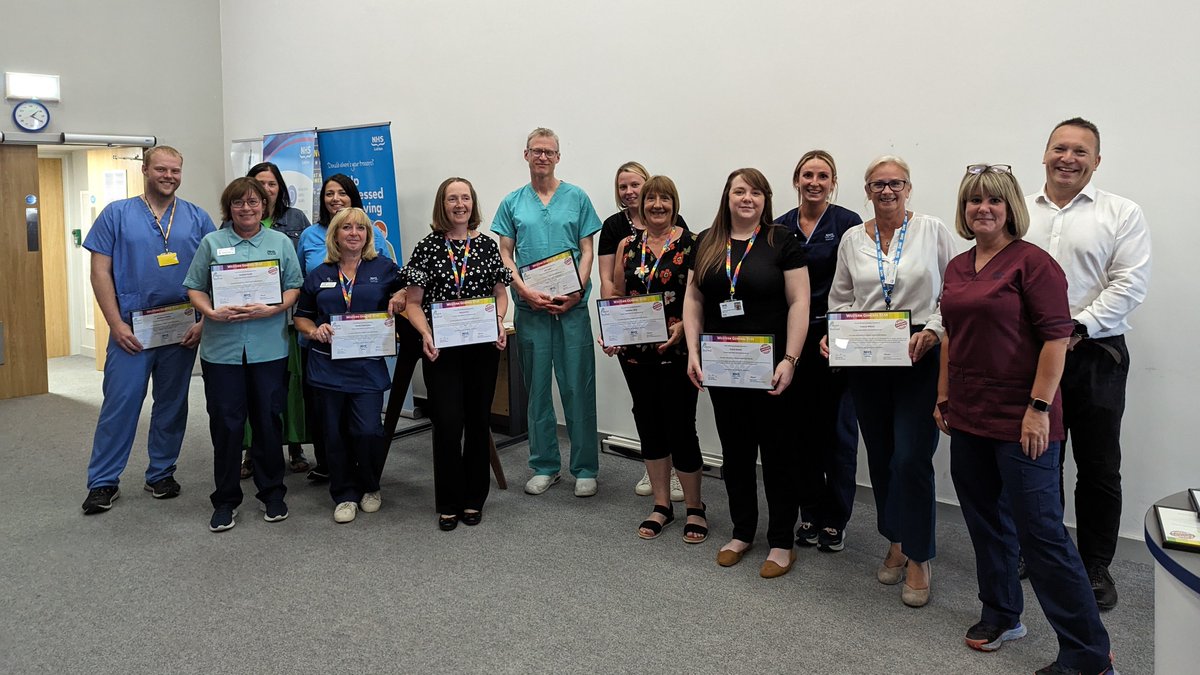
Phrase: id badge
[
  {"left": 157, "top": 251, "right": 179, "bottom": 267},
  {"left": 319, "top": 281, "right": 337, "bottom": 289},
  {"left": 719, "top": 299, "right": 745, "bottom": 318},
  {"left": 883, "top": 261, "right": 898, "bottom": 286}
]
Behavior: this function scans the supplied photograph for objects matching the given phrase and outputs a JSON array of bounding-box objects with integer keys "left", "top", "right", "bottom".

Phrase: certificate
[
  {"left": 330, "top": 312, "right": 396, "bottom": 360},
  {"left": 827, "top": 310, "right": 912, "bottom": 367},
  {"left": 519, "top": 250, "right": 583, "bottom": 298},
  {"left": 700, "top": 334, "right": 775, "bottom": 390},
  {"left": 596, "top": 294, "right": 669, "bottom": 347},
  {"left": 130, "top": 302, "right": 196, "bottom": 349},
  {"left": 431, "top": 296, "right": 499, "bottom": 349},
  {"left": 210, "top": 260, "right": 283, "bottom": 308},
  {"left": 1156, "top": 505, "right": 1200, "bottom": 553}
]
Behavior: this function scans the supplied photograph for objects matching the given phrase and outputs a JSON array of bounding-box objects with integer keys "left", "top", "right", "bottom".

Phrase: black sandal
[
  {"left": 683, "top": 503, "right": 709, "bottom": 544},
  {"left": 462, "top": 510, "right": 483, "bottom": 526},
  {"left": 638, "top": 504, "right": 675, "bottom": 540},
  {"left": 438, "top": 514, "right": 459, "bottom": 531}
]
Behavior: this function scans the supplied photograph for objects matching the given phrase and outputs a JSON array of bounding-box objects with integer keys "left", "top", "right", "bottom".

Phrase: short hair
[
  {"left": 430, "top": 177, "right": 482, "bottom": 233},
  {"left": 526, "top": 127, "right": 560, "bottom": 150},
  {"left": 613, "top": 161, "right": 650, "bottom": 210},
  {"left": 1047, "top": 117, "right": 1101, "bottom": 155},
  {"left": 247, "top": 161, "right": 291, "bottom": 220},
  {"left": 143, "top": 145, "right": 182, "bottom": 167},
  {"left": 864, "top": 155, "right": 911, "bottom": 183},
  {"left": 219, "top": 177, "right": 268, "bottom": 223},
  {"left": 324, "top": 207, "right": 378, "bottom": 264},
  {"left": 637, "top": 175, "right": 680, "bottom": 228},
  {"left": 954, "top": 168, "right": 1030, "bottom": 240},
  {"left": 318, "top": 174, "right": 364, "bottom": 225}
]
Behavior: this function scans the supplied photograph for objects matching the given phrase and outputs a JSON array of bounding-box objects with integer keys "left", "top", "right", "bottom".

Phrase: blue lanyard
[{"left": 874, "top": 212, "right": 909, "bottom": 310}]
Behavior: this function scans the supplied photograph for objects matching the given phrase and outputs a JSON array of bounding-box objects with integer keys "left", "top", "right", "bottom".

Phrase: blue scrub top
[
  {"left": 297, "top": 222, "right": 391, "bottom": 276},
  {"left": 774, "top": 203, "right": 862, "bottom": 320},
  {"left": 183, "top": 226, "right": 304, "bottom": 364},
  {"left": 294, "top": 256, "right": 403, "bottom": 393},
  {"left": 490, "top": 181, "right": 602, "bottom": 310},
  {"left": 83, "top": 196, "right": 216, "bottom": 322}
]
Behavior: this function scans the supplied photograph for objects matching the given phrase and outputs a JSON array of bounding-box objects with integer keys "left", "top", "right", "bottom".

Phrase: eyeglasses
[
  {"left": 966, "top": 164, "right": 1012, "bottom": 175},
  {"left": 526, "top": 148, "right": 559, "bottom": 158},
  {"left": 232, "top": 199, "right": 262, "bottom": 208},
  {"left": 866, "top": 179, "right": 909, "bottom": 193}
]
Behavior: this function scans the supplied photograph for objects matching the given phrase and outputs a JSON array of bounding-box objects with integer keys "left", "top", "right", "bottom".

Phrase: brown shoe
[
  {"left": 901, "top": 561, "right": 932, "bottom": 607},
  {"left": 717, "top": 544, "right": 753, "bottom": 567},
  {"left": 760, "top": 549, "right": 797, "bottom": 579},
  {"left": 239, "top": 453, "right": 253, "bottom": 480}
]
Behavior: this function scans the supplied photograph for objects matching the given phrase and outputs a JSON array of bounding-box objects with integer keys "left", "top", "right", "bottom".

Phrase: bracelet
[{"left": 782, "top": 353, "right": 798, "bottom": 366}]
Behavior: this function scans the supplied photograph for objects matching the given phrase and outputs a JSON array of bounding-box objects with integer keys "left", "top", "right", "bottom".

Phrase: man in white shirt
[{"left": 1024, "top": 118, "right": 1152, "bottom": 611}]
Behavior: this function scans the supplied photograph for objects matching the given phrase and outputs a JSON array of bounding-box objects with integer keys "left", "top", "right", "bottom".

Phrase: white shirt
[
  {"left": 1025, "top": 182, "right": 1151, "bottom": 338},
  {"left": 828, "top": 213, "right": 956, "bottom": 339}
]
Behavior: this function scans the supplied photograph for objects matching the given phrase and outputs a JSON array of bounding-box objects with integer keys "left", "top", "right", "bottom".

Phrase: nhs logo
[
  {"left": 299, "top": 145, "right": 313, "bottom": 158},
  {"left": 370, "top": 135, "right": 386, "bottom": 149}
]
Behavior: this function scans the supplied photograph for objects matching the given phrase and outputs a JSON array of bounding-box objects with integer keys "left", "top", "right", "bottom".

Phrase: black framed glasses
[
  {"left": 966, "top": 164, "right": 1012, "bottom": 175},
  {"left": 526, "top": 148, "right": 559, "bottom": 158},
  {"left": 866, "top": 179, "right": 909, "bottom": 193},
  {"left": 231, "top": 199, "right": 262, "bottom": 208}
]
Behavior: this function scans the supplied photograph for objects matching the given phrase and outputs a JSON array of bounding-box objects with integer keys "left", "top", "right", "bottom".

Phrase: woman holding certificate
[
  {"left": 608, "top": 175, "right": 706, "bottom": 542},
  {"left": 683, "top": 168, "right": 810, "bottom": 577},
  {"left": 184, "top": 177, "right": 304, "bottom": 532},
  {"left": 936, "top": 165, "right": 1111, "bottom": 671},
  {"left": 825, "top": 155, "right": 956, "bottom": 606},
  {"left": 401, "top": 177, "right": 510, "bottom": 531},
  {"left": 293, "top": 207, "right": 404, "bottom": 524}
]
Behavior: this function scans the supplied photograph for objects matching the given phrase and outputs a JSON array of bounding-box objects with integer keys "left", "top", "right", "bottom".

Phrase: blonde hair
[
  {"left": 324, "top": 207, "right": 378, "bottom": 263},
  {"left": 954, "top": 168, "right": 1030, "bottom": 240},
  {"left": 613, "top": 161, "right": 650, "bottom": 209}
]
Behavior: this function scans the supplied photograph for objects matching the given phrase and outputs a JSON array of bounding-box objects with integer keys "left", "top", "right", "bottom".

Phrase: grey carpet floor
[{"left": 0, "top": 356, "right": 1154, "bottom": 674}]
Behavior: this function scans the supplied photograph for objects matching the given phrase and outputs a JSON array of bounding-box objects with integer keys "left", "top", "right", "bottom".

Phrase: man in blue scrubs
[
  {"left": 81, "top": 146, "right": 216, "bottom": 514},
  {"left": 493, "top": 128, "right": 603, "bottom": 497}
]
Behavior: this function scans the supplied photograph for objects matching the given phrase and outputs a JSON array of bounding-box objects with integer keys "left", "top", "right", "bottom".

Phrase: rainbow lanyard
[
  {"left": 445, "top": 235, "right": 471, "bottom": 297},
  {"left": 725, "top": 225, "right": 760, "bottom": 299},
  {"left": 140, "top": 195, "right": 176, "bottom": 251},
  {"left": 637, "top": 227, "right": 676, "bottom": 291},
  {"left": 874, "top": 211, "right": 909, "bottom": 310},
  {"left": 339, "top": 260, "right": 360, "bottom": 308}
]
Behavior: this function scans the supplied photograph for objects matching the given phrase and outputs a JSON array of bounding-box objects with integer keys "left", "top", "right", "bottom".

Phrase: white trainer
[
  {"left": 524, "top": 473, "right": 560, "bottom": 495},
  {"left": 334, "top": 501, "right": 358, "bottom": 523},
  {"left": 634, "top": 470, "right": 653, "bottom": 496},
  {"left": 669, "top": 470, "right": 685, "bottom": 502},
  {"left": 574, "top": 477, "right": 598, "bottom": 498},
  {"left": 360, "top": 491, "right": 382, "bottom": 513}
]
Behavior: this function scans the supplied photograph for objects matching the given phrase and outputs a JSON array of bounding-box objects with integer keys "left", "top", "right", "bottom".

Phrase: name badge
[
  {"left": 719, "top": 300, "right": 745, "bottom": 318},
  {"left": 156, "top": 251, "right": 179, "bottom": 267},
  {"left": 883, "top": 261, "right": 898, "bottom": 286},
  {"left": 216, "top": 246, "right": 236, "bottom": 256},
  {"left": 319, "top": 281, "right": 337, "bottom": 289}
]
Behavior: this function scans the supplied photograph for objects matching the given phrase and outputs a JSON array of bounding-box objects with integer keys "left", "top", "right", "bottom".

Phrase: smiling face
[
  {"left": 336, "top": 217, "right": 369, "bottom": 256},
  {"left": 253, "top": 170, "right": 279, "bottom": 213},
  {"left": 866, "top": 162, "right": 911, "bottom": 217},
  {"left": 642, "top": 191, "right": 674, "bottom": 229},
  {"left": 443, "top": 181, "right": 474, "bottom": 231},
  {"left": 617, "top": 171, "right": 644, "bottom": 210},
  {"left": 795, "top": 158, "right": 835, "bottom": 204},
  {"left": 323, "top": 180, "right": 352, "bottom": 216},
  {"left": 1043, "top": 124, "right": 1100, "bottom": 200},
  {"left": 964, "top": 190, "right": 1009, "bottom": 239},
  {"left": 728, "top": 175, "right": 765, "bottom": 226},
  {"left": 524, "top": 135, "right": 560, "bottom": 179},
  {"left": 231, "top": 190, "right": 263, "bottom": 231},
  {"left": 142, "top": 151, "right": 183, "bottom": 200}
]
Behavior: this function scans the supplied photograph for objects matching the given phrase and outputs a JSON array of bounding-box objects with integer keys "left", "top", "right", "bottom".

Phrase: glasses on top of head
[
  {"left": 866, "top": 179, "right": 909, "bottom": 193},
  {"left": 966, "top": 164, "right": 1012, "bottom": 175},
  {"left": 232, "top": 199, "right": 262, "bottom": 208},
  {"left": 526, "top": 148, "right": 559, "bottom": 158}
]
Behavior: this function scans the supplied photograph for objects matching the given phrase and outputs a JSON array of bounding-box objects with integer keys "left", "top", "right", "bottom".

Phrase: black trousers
[
  {"left": 315, "top": 387, "right": 385, "bottom": 505},
  {"left": 710, "top": 385, "right": 801, "bottom": 549},
  {"left": 202, "top": 356, "right": 288, "bottom": 509},
  {"left": 1059, "top": 335, "right": 1129, "bottom": 569},
  {"left": 618, "top": 358, "right": 702, "bottom": 473},
  {"left": 423, "top": 343, "right": 500, "bottom": 515}
]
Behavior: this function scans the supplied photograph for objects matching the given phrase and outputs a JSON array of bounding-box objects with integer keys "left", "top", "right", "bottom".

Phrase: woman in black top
[
  {"left": 608, "top": 176, "right": 706, "bottom": 543},
  {"left": 402, "top": 177, "right": 511, "bottom": 531},
  {"left": 683, "top": 168, "right": 811, "bottom": 578}
]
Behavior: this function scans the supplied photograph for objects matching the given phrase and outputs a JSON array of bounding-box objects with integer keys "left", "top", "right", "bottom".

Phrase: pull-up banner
[
  {"left": 317, "top": 123, "right": 402, "bottom": 263},
  {"left": 262, "top": 129, "right": 319, "bottom": 224}
]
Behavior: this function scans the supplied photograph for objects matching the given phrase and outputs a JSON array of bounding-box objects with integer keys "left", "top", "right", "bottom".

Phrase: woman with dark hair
[
  {"left": 249, "top": 161, "right": 310, "bottom": 247},
  {"left": 183, "top": 177, "right": 303, "bottom": 532},
  {"left": 774, "top": 150, "right": 863, "bottom": 552},
  {"left": 401, "top": 178, "right": 510, "bottom": 530},
  {"left": 683, "top": 168, "right": 810, "bottom": 577}
]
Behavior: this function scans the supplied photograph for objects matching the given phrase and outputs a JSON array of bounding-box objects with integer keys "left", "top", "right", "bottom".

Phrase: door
[
  {"left": 38, "top": 157, "right": 70, "bottom": 358},
  {"left": 0, "top": 145, "right": 49, "bottom": 399}
]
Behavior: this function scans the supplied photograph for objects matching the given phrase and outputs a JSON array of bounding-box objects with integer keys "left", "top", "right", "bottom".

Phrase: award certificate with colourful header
[
  {"left": 431, "top": 296, "right": 499, "bottom": 349},
  {"left": 210, "top": 259, "right": 283, "bottom": 308},
  {"left": 827, "top": 310, "right": 912, "bottom": 367},
  {"left": 131, "top": 302, "right": 196, "bottom": 349},
  {"left": 330, "top": 312, "right": 396, "bottom": 360},
  {"left": 519, "top": 250, "right": 582, "bottom": 297},
  {"left": 596, "top": 294, "right": 669, "bottom": 347},
  {"left": 700, "top": 334, "right": 775, "bottom": 390}
]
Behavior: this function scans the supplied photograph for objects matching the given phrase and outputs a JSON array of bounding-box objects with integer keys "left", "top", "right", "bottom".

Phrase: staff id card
[
  {"left": 827, "top": 310, "right": 912, "bottom": 366},
  {"left": 130, "top": 302, "right": 196, "bottom": 349},
  {"left": 719, "top": 299, "right": 745, "bottom": 318},
  {"left": 518, "top": 250, "right": 583, "bottom": 298},
  {"left": 210, "top": 259, "right": 283, "bottom": 308},
  {"left": 596, "top": 294, "right": 669, "bottom": 347},
  {"left": 431, "top": 296, "right": 500, "bottom": 349},
  {"left": 330, "top": 312, "right": 397, "bottom": 360},
  {"left": 699, "top": 334, "right": 775, "bottom": 390}
]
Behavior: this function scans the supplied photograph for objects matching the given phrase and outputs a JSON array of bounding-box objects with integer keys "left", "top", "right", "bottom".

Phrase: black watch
[
  {"left": 1072, "top": 320, "right": 1089, "bottom": 340},
  {"left": 1029, "top": 397, "right": 1051, "bottom": 413}
]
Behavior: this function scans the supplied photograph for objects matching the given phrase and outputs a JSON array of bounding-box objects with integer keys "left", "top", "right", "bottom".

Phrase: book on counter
[{"left": 1156, "top": 504, "right": 1200, "bottom": 553}]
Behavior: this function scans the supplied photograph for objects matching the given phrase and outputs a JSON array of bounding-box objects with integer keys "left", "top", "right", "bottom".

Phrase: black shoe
[
  {"left": 144, "top": 476, "right": 181, "bottom": 499},
  {"left": 462, "top": 510, "right": 483, "bottom": 526},
  {"left": 307, "top": 465, "right": 330, "bottom": 483},
  {"left": 263, "top": 500, "right": 289, "bottom": 523},
  {"left": 817, "top": 527, "right": 845, "bottom": 552},
  {"left": 1017, "top": 555, "right": 1028, "bottom": 580},
  {"left": 209, "top": 508, "right": 237, "bottom": 532},
  {"left": 82, "top": 486, "right": 120, "bottom": 514},
  {"left": 1034, "top": 662, "right": 1117, "bottom": 674},
  {"left": 964, "top": 620, "right": 1026, "bottom": 652},
  {"left": 439, "top": 514, "right": 459, "bottom": 531},
  {"left": 1088, "top": 564, "right": 1118, "bottom": 611},
  {"left": 796, "top": 521, "right": 818, "bottom": 547}
]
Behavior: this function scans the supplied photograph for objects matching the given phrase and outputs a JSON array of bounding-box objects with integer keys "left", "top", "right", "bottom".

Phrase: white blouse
[{"left": 827, "top": 212, "right": 957, "bottom": 339}]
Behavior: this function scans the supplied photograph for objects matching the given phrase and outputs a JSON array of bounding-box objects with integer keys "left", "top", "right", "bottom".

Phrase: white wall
[{"left": 218, "top": 0, "right": 1199, "bottom": 539}]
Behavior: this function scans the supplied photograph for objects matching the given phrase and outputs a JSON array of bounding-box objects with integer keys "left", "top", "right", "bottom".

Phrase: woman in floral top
[
  {"left": 401, "top": 177, "right": 511, "bottom": 531},
  {"left": 608, "top": 175, "right": 706, "bottom": 543}
]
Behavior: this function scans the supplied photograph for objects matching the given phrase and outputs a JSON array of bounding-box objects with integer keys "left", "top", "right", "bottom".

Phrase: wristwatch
[
  {"left": 1029, "top": 397, "right": 1052, "bottom": 413},
  {"left": 1071, "top": 320, "right": 1089, "bottom": 340},
  {"left": 783, "top": 353, "right": 798, "bottom": 366}
]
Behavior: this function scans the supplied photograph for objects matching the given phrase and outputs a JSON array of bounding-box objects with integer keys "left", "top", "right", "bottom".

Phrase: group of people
[{"left": 79, "top": 118, "right": 1148, "bottom": 675}]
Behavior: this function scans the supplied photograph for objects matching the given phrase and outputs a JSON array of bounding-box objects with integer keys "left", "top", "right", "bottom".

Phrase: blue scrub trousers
[
  {"left": 515, "top": 306, "right": 598, "bottom": 478},
  {"left": 87, "top": 340, "right": 197, "bottom": 489},
  {"left": 314, "top": 387, "right": 385, "bottom": 505},
  {"left": 950, "top": 431, "right": 1111, "bottom": 673}
]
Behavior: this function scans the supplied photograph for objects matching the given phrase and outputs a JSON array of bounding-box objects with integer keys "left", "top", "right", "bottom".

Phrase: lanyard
[
  {"left": 874, "top": 211, "right": 910, "bottom": 310},
  {"left": 445, "top": 235, "right": 471, "bottom": 298},
  {"left": 637, "top": 226, "right": 676, "bottom": 291},
  {"left": 725, "top": 225, "right": 760, "bottom": 299},
  {"left": 339, "top": 260, "right": 360, "bottom": 308},
  {"left": 141, "top": 195, "right": 176, "bottom": 251}
]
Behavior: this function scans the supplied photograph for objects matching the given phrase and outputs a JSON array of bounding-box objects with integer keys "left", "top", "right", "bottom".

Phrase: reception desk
[{"left": 1143, "top": 490, "right": 1200, "bottom": 673}]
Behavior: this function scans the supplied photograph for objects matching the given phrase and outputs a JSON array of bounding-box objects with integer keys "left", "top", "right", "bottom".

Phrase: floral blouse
[
  {"left": 400, "top": 231, "right": 513, "bottom": 318},
  {"left": 617, "top": 227, "right": 695, "bottom": 364}
]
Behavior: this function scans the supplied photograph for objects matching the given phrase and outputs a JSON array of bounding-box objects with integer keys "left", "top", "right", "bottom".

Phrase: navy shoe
[
  {"left": 263, "top": 500, "right": 289, "bottom": 522},
  {"left": 795, "top": 521, "right": 818, "bottom": 547},
  {"left": 964, "top": 621, "right": 1026, "bottom": 652},
  {"left": 817, "top": 527, "right": 845, "bottom": 553},
  {"left": 209, "top": 508, "right": 237, "bottom": 532}
]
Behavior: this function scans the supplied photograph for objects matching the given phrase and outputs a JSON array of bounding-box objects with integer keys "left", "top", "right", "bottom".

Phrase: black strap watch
[
  {"left": 1029, "top": 397, "right": 1052, "bottom": 413},
  {"left": 1072, "top": 320, "right": 1089, "bottom": 340}
]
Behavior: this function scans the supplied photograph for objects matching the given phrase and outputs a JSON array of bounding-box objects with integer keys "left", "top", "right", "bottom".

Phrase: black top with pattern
[
  {"left": 616, "top": 227, "right": 696, "bottom": 364},
  {"left": 400, "top": 231, "right": 513, "bottom": 318}
]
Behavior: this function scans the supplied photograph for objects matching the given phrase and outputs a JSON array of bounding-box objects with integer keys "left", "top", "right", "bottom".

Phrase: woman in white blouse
[{"left": 824, "top": 155, "right": 956, "bottom": 608}]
